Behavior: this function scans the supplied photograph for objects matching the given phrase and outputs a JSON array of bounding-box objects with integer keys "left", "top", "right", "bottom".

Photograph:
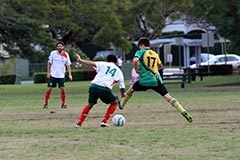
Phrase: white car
[
  {"left": 190, "top": 53, "right": 215, "bottom": 65},
  {"left": 190, "top": 54, "right": 240, "bottom": 70}
]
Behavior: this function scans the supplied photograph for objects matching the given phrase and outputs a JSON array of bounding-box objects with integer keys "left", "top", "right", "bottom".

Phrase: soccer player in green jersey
[{"left": 120, "top": 37, "right": 193, "bottom": 123}]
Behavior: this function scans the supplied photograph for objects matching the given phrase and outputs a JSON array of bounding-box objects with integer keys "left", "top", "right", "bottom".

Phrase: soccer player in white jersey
[
  {"left": 74, "top": 53, "right": 125, "bottom": 128},
  {"left": 43, "top": 41, "right": 72, "bottom": 109}
]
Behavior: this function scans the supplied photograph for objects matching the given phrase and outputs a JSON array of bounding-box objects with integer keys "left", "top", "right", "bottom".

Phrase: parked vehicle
[
  {"left": 93, "top": 50, "right": 114, "bottom": 60},
  {"left": 190, "top": 54, "right": 240, "bottom": 70},
  {"left": 93, "top": 49, "right": 122, "bottom": 60},
  {"left": 190, "top": 53, "right": 215, "bottom": 65}
]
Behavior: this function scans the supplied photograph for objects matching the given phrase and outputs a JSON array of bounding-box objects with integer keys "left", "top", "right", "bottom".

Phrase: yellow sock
[
  {"left": 170, "top": 98, "right": 185, "bottom": 113},
  {"left": 121, "top": 92, "right": 132, "bottom": 108}
]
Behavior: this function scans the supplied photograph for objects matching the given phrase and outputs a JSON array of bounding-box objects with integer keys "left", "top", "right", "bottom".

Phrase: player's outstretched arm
[{"left": 75, "top": 53, "right": 96, "bottom": 67}]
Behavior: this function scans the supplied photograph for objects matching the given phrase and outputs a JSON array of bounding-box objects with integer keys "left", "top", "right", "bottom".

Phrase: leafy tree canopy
[
  {"left": 187, "top": 0, "right": 240, "bottom": 54},
  {"left": 1, "top": 0, "right": 239, "bottom": 62},
  {"left": 0, "top": 0, "right": 56, "bottom": 62}
]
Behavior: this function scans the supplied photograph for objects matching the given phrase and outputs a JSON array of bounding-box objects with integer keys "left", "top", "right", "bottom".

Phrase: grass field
[{"left": 0, "top": 75, "right": 240, "bottom": 160}]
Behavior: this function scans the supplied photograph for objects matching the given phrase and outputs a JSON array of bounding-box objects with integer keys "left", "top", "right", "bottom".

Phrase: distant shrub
[
  {"left": 0, "top": 74, "right": 16, "bottom": 84},
  {"left": 201, "top": 64, "right": 233, "bottom": 75},
  {"left": 33, "top": 70, "right": 96, "bottom": 83},
  {"left": 0, "top": 59, "right": 14, "bottom": 75},
  {"left": 65, "top": 70, "right": 96, "bottom": 81},
  {"left": 33, "top": 72, "right": 47, "bottom": 83},
  {"left": 211, "top": 64, "right": 233, "bottom": 75}
]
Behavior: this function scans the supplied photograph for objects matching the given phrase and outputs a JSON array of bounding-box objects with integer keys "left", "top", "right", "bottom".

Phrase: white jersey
[
  {"left": 130, "top": 68, "right": 139, "bottom": 84},
  {"left": 117, "top": 58, "right": 123, "bottom": 67},
  {"left": 48, "top": 50, "right": 71, "bottom": 78},
  {"left": 91, "top": 61, "right": 125, "bottom": 89}
]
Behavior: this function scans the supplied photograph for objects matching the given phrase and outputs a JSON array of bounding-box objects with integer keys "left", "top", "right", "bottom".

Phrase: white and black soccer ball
[{"left": 112, "top": 114, "right": 125, "bottom": 126}]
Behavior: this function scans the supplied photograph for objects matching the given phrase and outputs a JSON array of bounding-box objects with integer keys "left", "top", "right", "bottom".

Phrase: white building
[{"left": 0, "top": 43, "right": 10, "bottom": 59}]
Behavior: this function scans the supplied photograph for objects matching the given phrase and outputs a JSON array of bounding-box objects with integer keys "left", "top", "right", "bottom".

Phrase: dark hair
[
  {"left": 106, "top": 54, "right": 117, "bottom": 63},
  {"left": 56, "top": 41, "right": 65, "bottom": 46},
  {"left": 137, "top": 37, "right": 150, "bottom": 47}
]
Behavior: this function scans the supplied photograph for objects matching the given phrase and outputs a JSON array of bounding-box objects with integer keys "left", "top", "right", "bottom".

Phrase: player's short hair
[
  {"left": 106, "top": 54, "right": 118, "bottom": 63},
  {"left": 56, "top": 41, "right": 65, "bottom": 46},
  {"left": 137, "top": 37, "right": 150, "bottom": 47}
]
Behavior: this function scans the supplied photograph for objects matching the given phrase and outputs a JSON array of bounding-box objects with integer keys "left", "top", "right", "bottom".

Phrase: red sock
[
  {"left": 45, "top": 91, "right": 51, "bottom": 105},
  {"left": 77, "top": 104, "right": 92, "bottom": 126},
  {"left": 102, "top": 103, "right": 117, "bottom": 123},
  {"left": 61, "top": 91, "right": 66, "bottom": 106}
]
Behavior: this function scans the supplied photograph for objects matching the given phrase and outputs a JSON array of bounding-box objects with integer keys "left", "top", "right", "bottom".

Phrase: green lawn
[{"left": 0, "top": 75, "right": 240, "bottom": 160}]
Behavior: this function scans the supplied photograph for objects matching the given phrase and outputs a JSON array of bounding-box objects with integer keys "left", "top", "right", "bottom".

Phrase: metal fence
[
  {"left": 29, "top": 63, "right": 46, "bottom": 76},
  {"left": 29, "top": 62, "right": 135, "bottom": 79}
]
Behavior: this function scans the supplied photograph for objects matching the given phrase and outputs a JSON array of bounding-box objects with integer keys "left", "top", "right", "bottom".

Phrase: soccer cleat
[
  {"left": 181, "top": 111, "right": 193, "bottom": 123},
  {"left": 116, "top": 96, "right": 123, "bottom": 110},
  {"left": 43, "top": 104, "right": 48, "bottom": 109},
  {"left": 100, "top": 122, "right": 110, "bottom": 127},
  {"left": 75, "top": 124, "right": 81, "bottom": 128},
  {"left": 61, "top": 105, "right": 67, "bottom": 109}
]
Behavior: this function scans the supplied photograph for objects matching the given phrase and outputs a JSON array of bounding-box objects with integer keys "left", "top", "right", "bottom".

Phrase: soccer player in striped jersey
[{"left": 74, "top": 53, "right": 125, "bottom": 128}]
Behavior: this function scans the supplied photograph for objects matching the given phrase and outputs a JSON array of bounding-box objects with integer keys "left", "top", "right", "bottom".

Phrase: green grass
[{"left": 0, "top": 75, "right": 240, "bottom": 160}]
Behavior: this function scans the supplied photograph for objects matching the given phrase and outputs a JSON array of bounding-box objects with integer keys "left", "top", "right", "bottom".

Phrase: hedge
[
  {"left": 200, "top": 64, "right": 233, "bottom": 75},
  {"left": 33, "top": 70, "right": 96, "bottom": 83},
  {"left": 33, "top": 72, "right": 48, "bottom": 84},
  {"left": 0, "top": 74, "right": 18, "bottom": 84}
]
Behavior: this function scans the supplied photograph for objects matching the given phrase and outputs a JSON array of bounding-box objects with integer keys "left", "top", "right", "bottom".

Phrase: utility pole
[{"left": 202, "top": 32, "right": 214, "bottom": 74}]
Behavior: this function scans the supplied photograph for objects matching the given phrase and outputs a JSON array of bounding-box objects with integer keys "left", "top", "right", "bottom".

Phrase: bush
[
  {"left": 0, "top": 74, "right": 17, "bottom": 84},
  {"left": 0, "top": 58, "right": 14, "bottom": 75},
  {"left": 33, "top": 70, "right": 96, "bottom": 83},
  {"left": 211, "top": 64, "right": 233, "bottom": 75},
  {"left": 65, "top": 70, "right": 96, "bottom": 81},
  {"left": 201, "top": 64, "right": 233, "bottom": 75},
  {"left": 33, "top": 72, "right": 47, "bottom": 83},
  {"left": 81, "top": 70, "right": 96, "bottom": 80},
  {"left": 67, "top": 70, "right": 83, "bottom": 81}
]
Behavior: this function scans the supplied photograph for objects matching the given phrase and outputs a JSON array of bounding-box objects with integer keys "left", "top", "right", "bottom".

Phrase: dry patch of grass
[{"left": 0, "top": 80, "right": 240, "bottom": 159}]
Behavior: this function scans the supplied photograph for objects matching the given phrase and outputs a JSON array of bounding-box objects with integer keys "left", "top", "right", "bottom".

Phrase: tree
[
  {"left": 0, "top": 0, "right": 56, "bottom": 62},
  {"left": 60, "top": 0, "right": 134, "bottom": 54},
  {"left": 1, "top": 0, "right": 193, "bottom": 62},
  {"left": 187, "top": 0, "right": 240, "bottom": 54},
  {"left": 124, "top": 0, "right": 192, "bottom": 39}
]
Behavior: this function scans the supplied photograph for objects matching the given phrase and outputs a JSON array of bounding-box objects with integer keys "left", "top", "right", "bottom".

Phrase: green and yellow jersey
[{"left": 134, "top": 49, "right": 163, "bottom": 86}]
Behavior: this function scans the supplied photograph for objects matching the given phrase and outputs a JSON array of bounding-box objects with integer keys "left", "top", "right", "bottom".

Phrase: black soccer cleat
[
  {"left": 116, "top": 96, "right": 123, "bottom": 110},
  {"left": 61, "top": 105, "right": 67, "bottom": 109},
  {"left": 43, "top": 104, "right": 48, "bottom": 109},
  {"left": 181, "top": 111, "right": 193, "bottom": 123}
]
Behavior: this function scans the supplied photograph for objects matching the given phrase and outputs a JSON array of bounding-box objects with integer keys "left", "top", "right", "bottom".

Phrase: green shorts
[
  {"left": 48, "top": 76, "right": 65, "bottom": 88},
  {"left": 88, "top": 84, "right": 116, "bottom": 106}
]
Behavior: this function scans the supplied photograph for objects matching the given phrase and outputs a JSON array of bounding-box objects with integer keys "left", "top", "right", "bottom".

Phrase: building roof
[
  {"left": 162, "top": 19, "right": 216, "bottom": 34},
  {"left": 134, "top": 38, "right": 203, "bottom": 48}
]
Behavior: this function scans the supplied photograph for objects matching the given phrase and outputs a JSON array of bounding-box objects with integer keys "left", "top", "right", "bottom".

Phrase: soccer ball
[{"left": 112, "top": 114, "right": 125, "bottom": 126}]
